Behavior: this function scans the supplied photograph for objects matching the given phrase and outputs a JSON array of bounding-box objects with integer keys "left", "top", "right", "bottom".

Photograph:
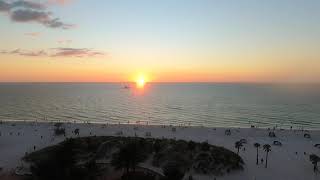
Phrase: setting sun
[{"left": 136, "top": 75, "right": 147, "bottom": 88}]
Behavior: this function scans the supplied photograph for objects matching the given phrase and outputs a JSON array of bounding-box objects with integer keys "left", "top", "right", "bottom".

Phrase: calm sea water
[{"left": 0, "top": 83, "right": 320, "bottom": 129}]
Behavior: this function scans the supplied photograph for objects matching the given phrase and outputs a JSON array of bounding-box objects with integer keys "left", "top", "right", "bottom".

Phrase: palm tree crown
[
  {"left": 263, "top": 144, "right": 271, "bottom": 168},
  {"left": 263, "top": 144, "right": 271, "bottom": 152},
  {"left": 254, "top": 143, "right": 261, "bottom": 148}
]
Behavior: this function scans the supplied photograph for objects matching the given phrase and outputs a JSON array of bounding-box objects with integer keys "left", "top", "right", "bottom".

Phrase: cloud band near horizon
[{"left": 0, "top": 48, "right": 106, "bottom": 58}]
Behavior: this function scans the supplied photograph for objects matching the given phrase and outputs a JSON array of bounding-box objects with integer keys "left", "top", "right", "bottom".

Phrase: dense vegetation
[{"left": 24, "top": 136, "right": 244, "bottom": 180}]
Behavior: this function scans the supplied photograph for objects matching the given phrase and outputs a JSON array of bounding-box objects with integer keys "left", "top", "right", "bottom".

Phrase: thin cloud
[
  {"left": 20, "top": 50, "right": 47, "bottom": 57},
  {"left": 47, "top": 0, "right": 72, "bottom": 5},
  {"left": 10, "top": 49, "right": 21, "bottom": 54},
  {"left": 0, "top": 0, "right": 10, "bottom": 12},
  {"left": 0, "top": 48, "right": 106, "bottom": 58},
  {"left": 24, "top": 32, "right": 41, "bottom": 37},
  {"left": 57, "top": 39, "right": 72, "bottom": 44},
  {"left": 45, "top": 17, "right": 74, "bottom": 29},
  {"left": 11, "top": 9, "right": 49, "bottom": 22},
  {"left": 0, "top": 0, "right": 45, "bottom": 12},
  {"left": 11, "top": 0, "right": 45, "bottom": 10},
  {"left": 52, "top": 48, "right": 105, "bottom": 57},
  {"left": 0, "top": 0, "right": 74, "bottom": 29},
  {"left": 0, "top": 49, "right": 21, "bottom": 55},
  {"left": 0, "top": 49, "right": 46, "bottom": 57}
]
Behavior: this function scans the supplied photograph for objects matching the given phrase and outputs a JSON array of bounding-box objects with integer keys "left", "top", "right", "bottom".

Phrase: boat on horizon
[{"left": 123, "top": 85, "right": 131, "bottom": 89}]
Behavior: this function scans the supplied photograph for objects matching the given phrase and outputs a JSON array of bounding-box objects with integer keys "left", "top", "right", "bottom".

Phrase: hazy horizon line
[{"left": 0, "top": 81, "right": 319, "bottom": 85}]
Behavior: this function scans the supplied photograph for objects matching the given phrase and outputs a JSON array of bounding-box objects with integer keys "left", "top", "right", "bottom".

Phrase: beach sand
[{"left": 0, "top": 121, "right": 319, "bottom": 180}]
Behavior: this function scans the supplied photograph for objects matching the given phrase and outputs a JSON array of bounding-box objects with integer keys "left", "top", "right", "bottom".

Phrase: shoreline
[
  {"left": 1, "top": 120, "right": 320, "bottom": 180},
  {"left": 0, "top": 119, "right": 318, "bottom": 131}
]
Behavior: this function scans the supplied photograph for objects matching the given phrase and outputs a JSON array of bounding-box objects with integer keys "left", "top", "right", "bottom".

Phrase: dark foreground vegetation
[{"left": 24, "top": 136, "right": 244, "bottom": 180}]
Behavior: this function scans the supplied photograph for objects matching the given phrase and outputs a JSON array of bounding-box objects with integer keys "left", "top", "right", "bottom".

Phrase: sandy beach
[{"left": 0, "top": 121, "right": 319, "bottom": 180}]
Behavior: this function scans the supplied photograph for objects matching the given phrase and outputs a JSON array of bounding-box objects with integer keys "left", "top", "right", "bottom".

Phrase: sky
[{"left": 0, "top": 0, "right": 319, "bottom": 83}]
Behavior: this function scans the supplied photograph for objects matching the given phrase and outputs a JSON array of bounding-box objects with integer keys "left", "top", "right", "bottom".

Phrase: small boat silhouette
[{"left": 123, "top": 85, "right": 130, "bottom": 89}]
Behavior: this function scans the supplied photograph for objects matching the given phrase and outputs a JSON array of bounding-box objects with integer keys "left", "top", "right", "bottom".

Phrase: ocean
[{"left": 0, "top": 83, "right": 319, "bottom": 129}]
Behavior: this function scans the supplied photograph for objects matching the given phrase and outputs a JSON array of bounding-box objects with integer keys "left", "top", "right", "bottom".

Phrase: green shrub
[
  {"left": 163, "top": 161, "right": 186, "bottom": 180},
  {"left": 200, "top": 142, "right": 210, "bottom": 151}
]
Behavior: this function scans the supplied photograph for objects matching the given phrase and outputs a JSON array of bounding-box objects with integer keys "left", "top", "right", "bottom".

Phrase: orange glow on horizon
[{"left": 0, "top": 55, "right": 318, "bottom": 83}]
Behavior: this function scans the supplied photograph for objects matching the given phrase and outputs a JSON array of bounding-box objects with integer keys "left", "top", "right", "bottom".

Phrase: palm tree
[
  {"left": 254, "top": 143, "right": 261, "bottom": 165},
  {"left": 263, "top": 144, "right": 271, "bottom": 168},
  {"left": 235, "top": 141, "right": 243, "bottom": 154},
  {"left": 309, "top": 154, "right": 320, "bottom": 172}
]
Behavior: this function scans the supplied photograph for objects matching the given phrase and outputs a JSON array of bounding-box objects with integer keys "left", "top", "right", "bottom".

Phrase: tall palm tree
[
  {"left": 235, "top": 141, "right": 243, "bottom": 155},
  {"left": 263, "top": 144, "right": 271, "bottom": 168},
  {"left": 309, "top": 154, "right": 320, "bottom": 172},
  {"left": 254, "top": 143, "right": 261, "bottom": 165}
]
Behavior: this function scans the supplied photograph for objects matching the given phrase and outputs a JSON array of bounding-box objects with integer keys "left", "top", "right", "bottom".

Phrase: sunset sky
[{"left": 0, "top": 0, "right": 319, "bottom": 83}]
